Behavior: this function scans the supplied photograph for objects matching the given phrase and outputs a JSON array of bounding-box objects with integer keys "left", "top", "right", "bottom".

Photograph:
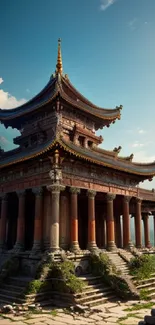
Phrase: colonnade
[{"left": 0, "top": 187, "right": 152, "bottom": 253}]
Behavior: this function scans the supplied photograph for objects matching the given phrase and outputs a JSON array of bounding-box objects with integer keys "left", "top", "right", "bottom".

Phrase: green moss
[
  {"left": 129, "top": 254, "right": 155, "bottom": 280},
  {"left": 124, "top": 301, "right": 154, "bottom": 311},
  {"left": 47, "top": 260, "right": 85, "bottom": 294},
  {"left": 139, "top": 289, "right": 151, "bottom": 301},
  {"left": 89, "top": 253, "right": 132, "bottom": 299}
]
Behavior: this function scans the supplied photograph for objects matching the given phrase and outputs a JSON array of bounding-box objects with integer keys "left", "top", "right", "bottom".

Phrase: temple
[{"left": 0, "top": 38, "right": 155, "bottom": 257}]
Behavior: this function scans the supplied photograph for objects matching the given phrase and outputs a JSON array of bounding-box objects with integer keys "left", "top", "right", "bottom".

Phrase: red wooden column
[
  {"left": 106, "top": 193, "right": 116, "bottom": 251},
  {"left": 32, "top": 187, "right": 43, "bottom": 252},
  {"left": 143, "top": 213, "right": 151, "bottom": 248},
  {"left": 47, "top": 184, "right": 65, "bottom": 252},
  {"left": 0, "top": 194, "right": 8, "bottom": 250},
  {"left": 87, "top": 190, "right": 97, "bottom": 251},
  {"left": 123, "top": 196, "right": 133, "bottom": 249},
  {"left": 135, "top": 198, "right": 142, "bottom": 248},
  {"left": 14, "top": 190, "right": 25, "bottom": 250},
  {"left": 70, "top": 187, "right": 80, "bottom": 251}
]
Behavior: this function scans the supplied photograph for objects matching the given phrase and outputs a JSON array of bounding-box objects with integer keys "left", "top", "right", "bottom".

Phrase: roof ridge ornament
[{"left": 56, "top": 38, "right": 63, "bottom": 75}]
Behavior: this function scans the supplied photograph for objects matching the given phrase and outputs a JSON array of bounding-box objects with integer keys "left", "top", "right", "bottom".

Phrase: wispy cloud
[
  {"left": 26, "top": 88, "right": 30, "bottom": 93},
  {"left": 133, "top": 150, "right": 155, "bottom": 163},
  {"left": 137, "top": 128, "right": 146, "bottom": 135},
  {"left": 0, "top": 79, "right": 27, "bottom": 109},
  {"left": 0, "top": 77, "right": 4, "bottom": 85},
  {"left": 100, "top": 0, "right": 116, "bottom": 11},
  {"left": 131, "top": 141, "right": 145, "bottom": 148},
  {"left": 126, "top": 128, "right": 146, "bottom": 135},
  {"left": 128, "top": 18, "right": 137, "bottom": 31},
  {"left": 0, "top": 136, "right": 10, "bottom": 145}
]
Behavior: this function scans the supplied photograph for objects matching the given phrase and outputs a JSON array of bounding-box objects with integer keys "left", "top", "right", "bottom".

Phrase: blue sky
[{"left": 0, "top": 0, "right": 155, "bottom": 189}]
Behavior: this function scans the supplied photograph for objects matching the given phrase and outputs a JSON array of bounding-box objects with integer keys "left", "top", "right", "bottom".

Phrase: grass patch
[
  {"left": 124, "top": 301, "right": 154, "bottom": 311},
  {"left": 139, "top": 289, "right": 151, "bottom": 301},
  {"left": 129, "top": 254, "right": 155, "bottom": 280},
  {"left": 50, "top": 309, "right": 58, "bottom": 317}
]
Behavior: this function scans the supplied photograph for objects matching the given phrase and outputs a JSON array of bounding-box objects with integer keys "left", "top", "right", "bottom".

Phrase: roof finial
[{"left": 56, "top": 38, "right": 63, "bottom": 75}]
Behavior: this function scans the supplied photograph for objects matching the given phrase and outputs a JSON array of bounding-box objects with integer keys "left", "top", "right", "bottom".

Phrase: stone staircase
[
  {"left": 106, "top": 252, "right": 130, "bottom": 275},
  {"left": 0, "top": 276, "right": 33, "bottom": 306},
  {"left": 133, "top": 274, "right": 155, "bottom": 299},
  {"left": 74, "top": 274, "right": 116, "bottom": 307}
]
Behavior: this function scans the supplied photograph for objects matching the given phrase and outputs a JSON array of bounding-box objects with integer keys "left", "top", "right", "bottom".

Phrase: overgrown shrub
[
  {"left": 89, "top": 253, "right": 137, "bottom": 299},
  {"left": 27, "top": 259, "right": 85, "bottom": 295},
  {"left": 47, "top": 260, "right": 84, "bottom": 294},
  {"left": 129, "top": 254, "right": 155, "bottom": 280}
]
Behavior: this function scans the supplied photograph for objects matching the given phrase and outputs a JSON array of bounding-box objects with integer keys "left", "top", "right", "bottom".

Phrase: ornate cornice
[
  {"left": 32, "top": 187, "right": 43, "bottom": 197},
  {"left": 47, "top": 184, "right": 65, "bottom": 193},
  {"left": 136, "top": 197, "right": 142, "bottom": 204},
  {"left": 16, "top": 189, "right": 26, "bottom": 198},
  {"left": 106, "top": 193, "right": 116, "bottom": 201},
  {"left": 87, "top": 190, "right": 96, "bottom": 198},
  {"left": 123, "top": 195, "right": 131, "bottom": 203},
  {"left": 69, "top": 187, "right": 81, "bottom": 194}
]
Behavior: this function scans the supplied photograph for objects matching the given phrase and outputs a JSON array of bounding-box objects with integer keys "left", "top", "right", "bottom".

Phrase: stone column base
[
  {"left": 48, "top": 246, "right": 60, "bottom": 253},
  {"left": 0, "top": 242, "right": 6, "bottom": 252},
  {"left": 31, "top": 240, "right": 42, "bottom": 254},
  {"left": 70, "top": 241, "right": 80, "bottom": 253},
  {"left": 13, "top": 242, "right": 24, "bottom": 252},
  {"left": 125, "top": 241, "right": 134, "bottom": 250},
  {"left": 146, "top": 242, "right": 152, "bottom": 249},
  {"left": 107, "top": 241, "right": 117, "bottom": 251},
  {"left": 87, "top": 242, "right": 98, "bottom": 252}
]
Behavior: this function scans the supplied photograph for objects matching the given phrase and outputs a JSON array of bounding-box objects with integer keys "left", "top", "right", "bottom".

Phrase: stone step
[
  {"left": 76, "top": 290, "right": 114, "bottom": 303},
  {"left": 75, "top": 287, "right": 112, "bottom": 297},
  {"left": 0, "top": 293, "right": 25, "bottom": 304},
  {"left": 134, "top": 277, "right": 155, "bottom": 285},
  {"left": 82, "top": 295, "right": 116, "bottom": 307},
  {"left": 0, "top": 288, "right": 24, "bottom": 297},
  {"left": 137, "top": 282, "right": 155, "bottom": 289},
  {"left": 1, "top": 284, "right": 25, "bottom": 293},
  {"left": 79, "top": 275, "right": 103, "bottom": 285},
  {"left": 9, "top": 276, "right": 33, "bottom": 286}
]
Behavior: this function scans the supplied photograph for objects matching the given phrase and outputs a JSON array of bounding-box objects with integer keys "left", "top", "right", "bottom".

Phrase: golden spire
[{"left": 56, "top": 38, "right": 63, "bottom": 75}]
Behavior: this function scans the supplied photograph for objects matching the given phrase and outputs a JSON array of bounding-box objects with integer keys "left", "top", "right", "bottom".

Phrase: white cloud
[
  {"left": 0, "top": 89, "right": 26, "bottom": 109},
  {"left": 100, "top": 0, "right": 116, "bottom": 11},
  {"left": 128, "top": 18, "right": 137, "bottom": 30},
  {"left": 138, "top": 129, "right": 146, "bottom": 134},
  {"left": 131, "top": 141, "right": 145, "bottom": 148},
  {"left": 133, "top": 150, "right": 155, "bottom": 163},
  {"left": 0, "top": 77, "right": 4, "bottom": 85}
]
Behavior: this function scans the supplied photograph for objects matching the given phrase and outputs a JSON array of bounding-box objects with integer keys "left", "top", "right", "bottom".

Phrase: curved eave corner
[{"left": 1, "top": 136, "right": 155, "bottom": 178}]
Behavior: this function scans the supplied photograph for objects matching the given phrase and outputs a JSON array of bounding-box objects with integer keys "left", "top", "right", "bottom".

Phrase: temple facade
[{"left": 0, "top": 39, "right": 155, "bottom": 256}]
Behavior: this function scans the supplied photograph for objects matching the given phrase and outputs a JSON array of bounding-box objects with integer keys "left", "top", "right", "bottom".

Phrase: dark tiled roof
[
  {"left": 1, "top": 136, "right": 155, "bottom": 178},
  {"left": 0, "top": 74, "right": 121, "bottom": 123}
]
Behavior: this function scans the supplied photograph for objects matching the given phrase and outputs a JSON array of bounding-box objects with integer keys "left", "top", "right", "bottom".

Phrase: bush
[
  {"left": 33, "top": 259, "right": 85, "bottom": 295},
  {"left": 47, "top": 260, "right": 84, "bottom": 294},
  {"left": 129, "top": 254, "right": 155, "bottom": 280},
  {"left": 89, "top": 253, "right": 136, "bottom": 299}
]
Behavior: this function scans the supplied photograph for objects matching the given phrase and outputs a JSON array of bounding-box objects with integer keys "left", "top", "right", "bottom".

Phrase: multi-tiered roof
[{"left": 0, "top": 39, "right": 155, "bottom": 181}]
